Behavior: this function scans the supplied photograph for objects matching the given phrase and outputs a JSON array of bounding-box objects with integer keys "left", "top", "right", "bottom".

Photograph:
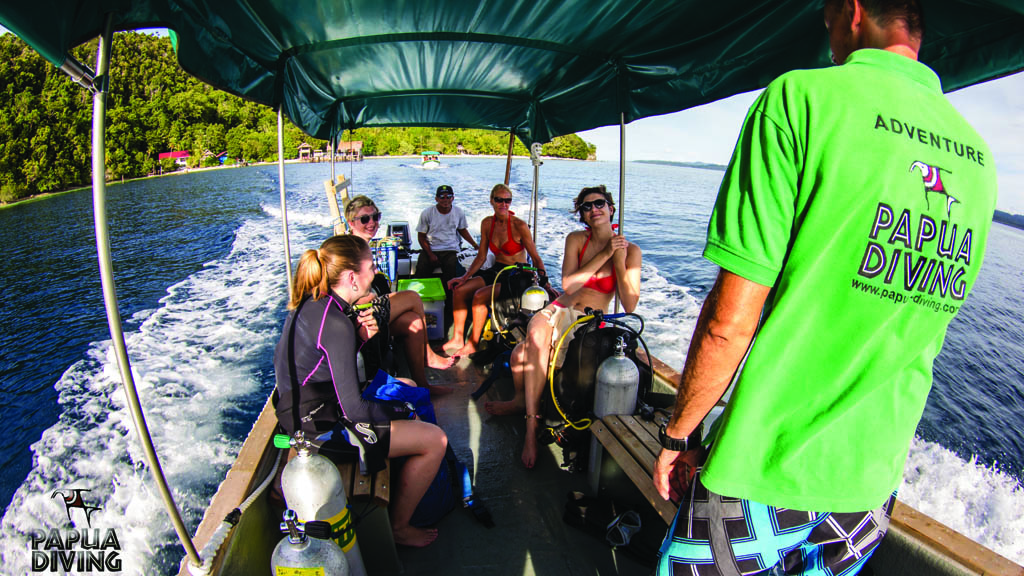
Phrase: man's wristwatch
[{"left": 658, "top": 423, "right": 703, "bottom": 452}]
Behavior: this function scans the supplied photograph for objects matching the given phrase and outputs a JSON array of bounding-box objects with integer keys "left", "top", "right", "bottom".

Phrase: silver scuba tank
[
  {"left": 281, "top": 432, "right": 367, "bottom": 576},
  {"left": 588, "top": 336, "right": 640, "bottom": 492},
  {"left": 271, "top": 511, "right": 350, "bottom": 576},
  {"left": 593, "top": 336, "right": 640, "bottom": 418},
  {"left": 520, "top": 274, "right": 549, "bottom": 314}
]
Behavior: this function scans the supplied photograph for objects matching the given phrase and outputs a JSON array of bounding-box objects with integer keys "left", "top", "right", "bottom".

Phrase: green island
[{"left": 0, "top": 31, "right": 595, "bottom": 205}]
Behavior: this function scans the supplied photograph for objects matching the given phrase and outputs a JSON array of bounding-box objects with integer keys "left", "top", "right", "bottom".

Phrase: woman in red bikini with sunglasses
[
  {"left": 485, "top": 185, "right": 642, "bottom": 468},
  {"left": 444, "top": 184, "right": 548, "bottom": 358}
]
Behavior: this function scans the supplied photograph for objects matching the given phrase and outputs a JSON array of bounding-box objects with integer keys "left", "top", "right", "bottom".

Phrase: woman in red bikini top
[
  {"left": 486, "top": 184, "right": 643, "bottom": 469},
  {"left": 445, "top": 184, "right": 548, "bottom": 358}
]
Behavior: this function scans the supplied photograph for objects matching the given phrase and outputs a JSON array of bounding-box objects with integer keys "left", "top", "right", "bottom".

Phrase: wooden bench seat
[
  {"left": 335, "top": 458, "right": 390, "bottom": 509},
  {"left": 590, "top": 413, "right": 678, "bottom": 525}
]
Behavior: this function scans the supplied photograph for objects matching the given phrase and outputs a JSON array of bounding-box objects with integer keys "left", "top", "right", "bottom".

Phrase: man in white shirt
[{"left": 415, "top": 184, "right": 478, "bottom": 288}]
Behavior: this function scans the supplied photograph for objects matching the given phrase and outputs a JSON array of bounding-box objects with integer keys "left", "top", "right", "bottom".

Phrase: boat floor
[{"left": 400, "top": 344, "right": 654, "bottom": 576}]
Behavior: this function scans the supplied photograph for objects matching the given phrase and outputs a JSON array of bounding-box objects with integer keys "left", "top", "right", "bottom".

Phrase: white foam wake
[
  {"left": 900, "top": 436, "right": 1024, "bottom": 564},
  {"left": 0, "top": 211, "right": 309, "bottom": 575}
]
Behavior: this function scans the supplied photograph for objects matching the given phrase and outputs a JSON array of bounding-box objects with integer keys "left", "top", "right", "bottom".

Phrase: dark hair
[
  {"left": 289, "top": 235, "right": 370, "bottom": 309},
  {"left": 571, "top": 185, "right": 615, "bottom": 224},
  {"left": 825, "top": 0, "right": 923, "bottom": 38}
]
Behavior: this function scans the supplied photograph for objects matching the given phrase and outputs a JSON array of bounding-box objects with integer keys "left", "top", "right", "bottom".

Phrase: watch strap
[{"left": 659, "top": 423, "right": 702, "bottom": 451}]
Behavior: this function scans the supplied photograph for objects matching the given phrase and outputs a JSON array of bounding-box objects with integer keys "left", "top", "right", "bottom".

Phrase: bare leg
[
  {"left": 389, "top": 420, "right": 448, "bottom": 547},
  {"left": 389, "top": 291, "right": 456, "bottom": 369},
  {"left": 391, "top": 311, "right": 454, "bottom": 395},
  {"left": 444, "top": 277, "right": 484, "bottom": 352},
  {"left": 484, "top": 342, "right": 527, "bottom": 416},
  {"left": 456, "top": 282, "right": 502, "bottom": 357},
  {"left": 520, "top": 312, "right": 555, "bottom": 468}
]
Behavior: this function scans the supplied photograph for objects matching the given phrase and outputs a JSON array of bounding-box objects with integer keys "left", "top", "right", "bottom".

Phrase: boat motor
[
  {"left": 271, "top": 510, "right": 350, "bottom": 576},
  {"left": 588, "top": 336, "right": 640, "bottom": 490},
  {"left": 280, "top": 432, "right": 367, "bottom": 576}
]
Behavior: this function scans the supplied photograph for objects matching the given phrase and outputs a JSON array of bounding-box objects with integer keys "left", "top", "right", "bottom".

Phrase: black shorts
[{"left": 473, "top": 263, "right": 505, "bottom": 286}]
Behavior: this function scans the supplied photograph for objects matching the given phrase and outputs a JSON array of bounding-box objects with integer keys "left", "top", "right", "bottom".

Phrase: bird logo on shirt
[{"left": 910, "top": 161, "right": 958, "bottom": 217}]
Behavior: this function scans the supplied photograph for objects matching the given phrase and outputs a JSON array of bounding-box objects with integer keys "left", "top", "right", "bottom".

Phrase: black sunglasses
[
  {"left": 436, "top": 193, "right": 454, "bottom": 199},
  {"left": 353, "top": 212, "right": 382, "bottom": 225},
  {"left": 578, "top": 199, "right": 608, "bottom": 212},
  {"left": 492, "top": 197, "right": 512, "bottom": 204}
]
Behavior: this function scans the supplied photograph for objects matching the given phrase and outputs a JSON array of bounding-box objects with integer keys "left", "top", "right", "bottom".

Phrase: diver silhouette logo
[
  {"left": 910, "top": 161, "right": 959, "bottom": 217},
  {"left": 51, "top": 489, "right": 102, "bottom": 528}
]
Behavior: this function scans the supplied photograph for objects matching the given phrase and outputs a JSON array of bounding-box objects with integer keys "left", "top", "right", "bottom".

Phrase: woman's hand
[
  {"left": 610, "top": 235, "right": 628, "bottom": 265},
  {"left": 448, "top": 275, "right": 467, "bottom": 290},
  {"left": 355, "top": 307, "right": 379, "bottom": 341}
]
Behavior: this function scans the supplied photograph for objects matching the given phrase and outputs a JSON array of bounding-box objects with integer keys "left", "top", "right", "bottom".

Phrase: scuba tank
[
  {"left": 520, "top": 272, "right": 549, "bottom": 314},
  {"left": 593, "top": 336, "right": 640, "bottom": 418},
  {"left": 271, "top": 511, "right": 350, "bottom": 576},
  {"left": 588, "top": 336, "right": 640, "bottom": 491},
  {"left": 281, "top": 432, "right": 367, "bottom": 576}
]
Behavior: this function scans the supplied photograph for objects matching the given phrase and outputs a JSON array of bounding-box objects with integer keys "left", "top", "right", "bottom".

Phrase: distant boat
[{"left": 421, "top": 151, "right": 441, "bottom": 169}]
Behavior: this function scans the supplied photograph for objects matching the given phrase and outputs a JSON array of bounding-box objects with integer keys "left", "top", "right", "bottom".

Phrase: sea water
[{"left": 0, "top": 158, "right": 1020, "bottom": 573}]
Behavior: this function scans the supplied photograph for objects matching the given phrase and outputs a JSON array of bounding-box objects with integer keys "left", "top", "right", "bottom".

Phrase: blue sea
[{"left": 0, "top": 158, "right": 1021, "bottom": 574}]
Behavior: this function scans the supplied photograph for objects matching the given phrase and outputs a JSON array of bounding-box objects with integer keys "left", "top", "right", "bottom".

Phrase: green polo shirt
[{"left": 701, "top": 50, "right": 997, "bottom": 512}]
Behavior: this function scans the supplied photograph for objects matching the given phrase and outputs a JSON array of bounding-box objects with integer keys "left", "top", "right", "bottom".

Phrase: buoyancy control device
[
  {"left": 271, "top": 511, "right": 350, "bottom": 576},
  {"left": 280, "top": 432, "right": 367, "bottom": 576},
  {"left": 543, "top": 310, "right": 653, "bottom": 472}
]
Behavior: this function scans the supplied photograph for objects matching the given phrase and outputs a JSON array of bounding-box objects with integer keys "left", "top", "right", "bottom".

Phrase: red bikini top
[
  {"left": 487, "top": 214, "right": 524, "bottom": 257},
  {"left": 578, "top": 232, "right": 617, "bottom": 294}
]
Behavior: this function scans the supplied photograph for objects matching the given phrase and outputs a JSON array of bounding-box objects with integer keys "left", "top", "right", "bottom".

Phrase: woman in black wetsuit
[{"left": 274, "top": 235, "right": 447, "bottom": 548}]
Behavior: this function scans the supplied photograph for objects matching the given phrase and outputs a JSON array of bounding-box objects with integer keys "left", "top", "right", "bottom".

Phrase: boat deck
[{"left": 399, "top": 349, "right": 651, "bottom": 575}]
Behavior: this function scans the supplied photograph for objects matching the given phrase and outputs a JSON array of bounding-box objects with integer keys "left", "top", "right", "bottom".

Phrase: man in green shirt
[{"left": 653, "top": 1, "right": 997, "bottom": 574}]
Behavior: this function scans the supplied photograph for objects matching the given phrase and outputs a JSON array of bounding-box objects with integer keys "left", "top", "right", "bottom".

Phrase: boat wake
[{"left": 0, "top": 212, "right": 299, "bottom": 575}]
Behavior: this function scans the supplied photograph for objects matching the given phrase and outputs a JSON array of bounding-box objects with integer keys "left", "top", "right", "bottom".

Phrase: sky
[
  {"left": 579, "top": 72, "right": 1024, "bottom": 214},
  {"left": 1, "top": 25, "right": 1021, "bottom": 214}
]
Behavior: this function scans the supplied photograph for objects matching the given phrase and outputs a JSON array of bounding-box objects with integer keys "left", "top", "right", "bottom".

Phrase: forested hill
[{"left": 0, "top": 32, "right": 596, "bottom": 204}]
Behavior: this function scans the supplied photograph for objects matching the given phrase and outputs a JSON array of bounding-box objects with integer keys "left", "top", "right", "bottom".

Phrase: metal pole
[
  {"left": 504, "top": 131, "right": 515, "bottom": 185},
  {"left": 530, "top": 142, "right": 543, "bottom": 244},
  {"left": 330, "top": 130, "right": 336, "bottom": 182},
  {"left": 278, "top": 108, "right": 293, "bottom": 298},
  {"left": 615, "top": 113, "right": 626, "bottom": 313},
  {"left": 89, "top": 16, "right": 201, "bottom": 566}
]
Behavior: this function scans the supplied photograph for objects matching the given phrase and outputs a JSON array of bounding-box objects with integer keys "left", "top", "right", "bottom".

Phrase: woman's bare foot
[
  {"left": 393, "top": 525, "right": 438, "bottom": 548},
  {"left": 427, "top": 349, "right": 457, "bottom": 370},
  {"left": 454, "top": 341, "right": 477, "bottom": 358},
  {"left": 442, "top": 337, "right": 464, "bottom": 353},
  {"left": 521, "top": 434, "right": 537, "bottom": 469},
  {"left": 484, "top": 399, "right": 523, "bottom": 416}
]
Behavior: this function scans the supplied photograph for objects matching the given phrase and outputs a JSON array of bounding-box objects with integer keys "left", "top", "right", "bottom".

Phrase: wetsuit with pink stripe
[{"left": 273, "top": 290, "right": 390, "bottom": 434}]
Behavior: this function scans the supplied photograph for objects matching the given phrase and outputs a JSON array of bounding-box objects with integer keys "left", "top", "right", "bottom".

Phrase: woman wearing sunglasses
[
  {"left": 486, "top": 185, "right": 642, "bottom": 469},
  {"left": 444, "top": 184, "right": 548, "bottom": 358},
  {"left": 345, "top": 196, "right": 457, "bottom": 394}
]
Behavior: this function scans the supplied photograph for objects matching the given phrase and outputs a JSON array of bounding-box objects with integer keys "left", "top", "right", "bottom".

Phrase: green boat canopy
[{"left": 2, "top": 1, "right": 1023, "bottom": 145}]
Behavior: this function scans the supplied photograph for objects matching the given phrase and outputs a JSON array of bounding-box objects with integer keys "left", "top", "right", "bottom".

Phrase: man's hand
[
  {"left": 653, "top": 447, "right": 703, "bottom": 503},
  {"left": 426, "top": 251, "right": 439, "bottom": 264},
  {"left": 355, "top": 307, "right": 379, "bottom": 341}
]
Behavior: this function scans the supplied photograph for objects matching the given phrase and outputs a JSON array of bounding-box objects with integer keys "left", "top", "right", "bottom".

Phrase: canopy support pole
[
  {"left": 278, "top": 108, "right": 293, "bottom": 298},
  {"left": 615, "top": 113, "right": 626, "bottom": 313},
  {"left": 529, "top": 142, "right": 543, "bottom": 244},
  {"left": 88, "top": 15, "right": 201, "bottom": 568},
  {"left": 330, "top": 130, "right": 336, "bottom": 182},
  {"left": 504, "top": 131, "right": 515, "bottom": 185}
]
